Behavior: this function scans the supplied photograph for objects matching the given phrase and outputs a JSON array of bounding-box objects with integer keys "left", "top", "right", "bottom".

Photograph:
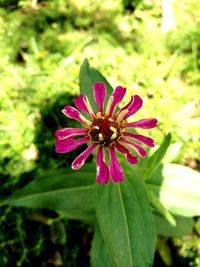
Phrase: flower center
[{"left": 89, "top": 116, "right": 122, "bottom": 145}]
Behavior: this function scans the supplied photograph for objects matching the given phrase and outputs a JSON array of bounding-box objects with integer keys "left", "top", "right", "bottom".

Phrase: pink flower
[{"left": 54, "top": 82, "right": 157, "bottom": 183}]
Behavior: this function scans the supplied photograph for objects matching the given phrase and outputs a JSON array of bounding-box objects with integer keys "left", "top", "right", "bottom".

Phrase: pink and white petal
[
  {"left": 123, "top": 95, "right": 143, "bottom": 120},
  {"left": 108, "top": 145, "right": 124, "bottom": 183},
  {"left": 55, "top": 136, "right": 90, "bottom": 153},
  {"left": 74, "top": 95, "right": 95, "bottom": 117},
  {"left": 106, "top": 86, "right": 126, "bottom": 116},
  {"left": 54, "top": 128, "right": 88, "bottom": 140},
  {"left": 119, "top": 138, "right": 147, "bottom": 158},
  {"left": 123, "top": 118, "right": 158, "bottom": 129},
  {"left": 123, "top": 132, "right": 155, "bottom": 147},
  {"left": 93, "top": 82, "right": 107, "bottom": 113},
  {"left": 115, "top": 143, "right": 138, "bottom": 164},
  {"left": 96, "top": 146, "right": 110, "bottom": 183},
  {"left": 116, "top": 96, "right": 134, "bottom": 116},
  {"left": 72, "top": 143, "right": 97, "bottom": 170},
  {"left": 62, "top": 106, "right": 91, "bottom": 125}
]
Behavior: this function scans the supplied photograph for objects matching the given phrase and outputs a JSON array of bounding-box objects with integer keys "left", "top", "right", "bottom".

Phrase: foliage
[
  {"left": 0, "top": 0, "right": 200, "bottom": 266},
  {"left": 1, "top": 60, "right": 200, "bottom": 267}
]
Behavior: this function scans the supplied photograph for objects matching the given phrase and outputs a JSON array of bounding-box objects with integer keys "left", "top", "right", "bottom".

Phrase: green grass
[{"left": 0, "top": 0, "right": 200, "bottom": 266}]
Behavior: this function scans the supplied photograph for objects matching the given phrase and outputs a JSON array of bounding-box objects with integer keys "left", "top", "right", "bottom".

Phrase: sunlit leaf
[{"left": 147, "top": 164, "right": 200, "bottom": 217}]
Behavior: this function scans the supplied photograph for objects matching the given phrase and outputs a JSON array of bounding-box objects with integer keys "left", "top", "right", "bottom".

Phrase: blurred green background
[{"left": 0, "top": 0, "right": 199, "bottom": 266}]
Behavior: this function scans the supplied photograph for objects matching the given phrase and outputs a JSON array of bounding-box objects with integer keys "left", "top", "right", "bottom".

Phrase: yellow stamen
[
  {"left": 98, "top": 133, "right": 104, "bottom": 142},
  {"left": 111, "top": 133, "right": 117, "bottom": 140},
  {"left": 110, "top": 126, "right": 117, "bottom": 132},
  {"left": 96, "top": 112, "right": 102, "bottom": 118},
  {"left": 94, "top": 125, "right": 100, "bottom": 130}
]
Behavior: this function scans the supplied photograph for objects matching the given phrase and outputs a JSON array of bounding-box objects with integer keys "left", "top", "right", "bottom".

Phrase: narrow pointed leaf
[
  {"left": 1, "top": 166, "right": 96, "bottom": 223},
  {"left": 148, "top": 189, "right": 176, "bottom": 226},
  {"left": 143, "top": 133, "right": 171, "bottom": 179},
  {"left": 79, "top": 59, "right": 113, "bottom": 111}
]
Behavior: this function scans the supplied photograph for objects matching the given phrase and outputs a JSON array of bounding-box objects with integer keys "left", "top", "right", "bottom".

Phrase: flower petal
[
  {"left": 123, "top": 95, "right": 143, "bottom": 120},
  {"left": 72, "top": 143, "right": 97, "bottom": 170},
  {"left": 123, "top": 118, "right": 158, "bottom": 129},
  {"left": 119, "top": 138, "right": 147, "bottom": 158},
  {"left": 62, "top": 106, "right": 91, "bottom": 126},
  {"left": 106, "top": 86, "right": 126, "bottom": 116},
  {"left": 93, "top": 82, "right": 107, "bottom": 113},
  {"left": 54, "top": 128, "right": 88, "bottom": 140},
  {"left": 55, "top": 136, "right": 90, "bottom": 153},
  {"left": 123, "top": 132, "right": 155, "bottom": 147},
  {"left": 96, "top": 146, "right": 110, "bottom": 183},
  {"left": 108, "top": 145, "right": 124, "bottom": 182},
  {"left": 115, "top": 143, "right": 138, "bottom": 164},
  {"left": 74, "top": 95, "right": 95, "bottom": 117}
]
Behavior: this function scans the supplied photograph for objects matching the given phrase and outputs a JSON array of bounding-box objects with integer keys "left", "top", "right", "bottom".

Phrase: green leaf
[
  {"left": 162, "top": 142, "right": 183, "bottom": 163},
  {"left": 143, "top": 133, "right": 171, "bottom": 179},
  {"left": 148, "top": 190, "right": 176, "bottom": 226},
  {"left": 95, "top": 165, "right": 156, "bottom": 267},
  {"left": 79, "top": 58, "right": 113, "bottom": 111},
  {"left": 91, "top": 223, "right": 114, "bottom": 267},
  {"left": 2, "top": 166, "right": 96, "bottom": 223},
  {"left": 147, "top": 164, "right": 200, "bottom": 217},
  {"left": 154, "top": 213, "right": 194, "bottom": 237}
]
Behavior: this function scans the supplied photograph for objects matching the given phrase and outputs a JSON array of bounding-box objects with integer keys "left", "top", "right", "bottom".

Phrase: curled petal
[
  {"left": 55, "top": 136, "right": 90, "bottom": 153},
  {"left": 62, "top": 106, "right": 91, "bottom": 126},
  {"left": 93, "top": 82, "right": 107, "bottom": 113},
  {"left": 54, "top": 128, "right": 88, "bottom": 140},
  {"left": 72, "top": 143, "right": 97, "bottom": 170},
  {"left": 96, "top": 146, "right": 110, "bottom": 183},
  {"left": 115, "top": 143, "right": 138, "bottom": 164},
  {"left": 119, "top": 138, "right": 147, "bottom": 158},
  {"left": 109, "top": 145, "right": 124, "bottom": 183},
  {"left": 106, "top": 86, "right": 126, "bottom": 116},
  {"left": 123, "top": 132, "right": 155, "bottom": 147},
  {"left": 123, "top": 118, "right": 158, "bottom": 129},
  {"left": 123, "top": 95, "right": 143, "bottom": 120},
  {"left": 74, "top": 95, "right": 95, "bottom": 117}
]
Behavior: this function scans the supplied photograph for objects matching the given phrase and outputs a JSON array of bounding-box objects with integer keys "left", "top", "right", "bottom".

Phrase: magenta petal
[
  {"left": 55, "top": 136, "right": 90, "bottom": 153},
  {"left": 124, "top": 118, "right": 158, "bottom": 129},
  {"left": 108, "top": 145, "right": 124, "bottom": 182},
  {"left": 123, "top": 132, "right": 155, "bottom": 147},
  {"left": 93, "top": 82, "right": 107, "bottom": 112},
  {"left": 120, "top": 138, "right": 147, "bottom": 158},
  {"left": 116, "top": 96, "right": 134, "bottom": 116},
  {"left": 62, "top": 106, "right": 90, "bottom": 125},
  {"left": 115, "top": 143, "right": 138, "bottom": 164},
  {"left": 109, "top": 86, "right": 126, "bottom": 116},
  {"left": 96, "top": 146, "right": 110, "bottom": 183},
  {"left": 72, "top": 143, "right": 97, "bottom": 170},
  {"left": 74, "top": 95, "right": 94, "bottom": 116},
  {"left": 54, "top": 128, "right": 88, "bottom": 140},
  {"left": 123, "top": 95, "right": 143, "bottom": 120}
]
